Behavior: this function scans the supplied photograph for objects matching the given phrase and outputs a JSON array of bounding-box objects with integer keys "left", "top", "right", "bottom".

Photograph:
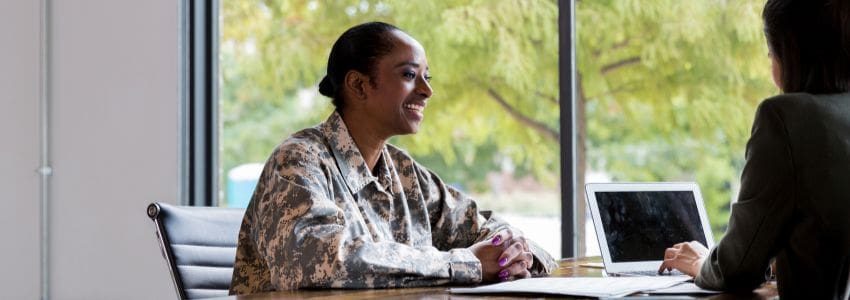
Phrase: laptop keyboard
[{"left": 618, "top": 270, "right": 687, "bottom": 277}]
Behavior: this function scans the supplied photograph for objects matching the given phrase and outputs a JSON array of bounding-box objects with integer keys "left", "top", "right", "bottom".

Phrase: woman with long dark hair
[{"left": 659, "top": 0, "right": 850, "bottom": 298}]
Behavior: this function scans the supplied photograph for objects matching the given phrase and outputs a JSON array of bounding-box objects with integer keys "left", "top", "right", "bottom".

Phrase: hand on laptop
[
  {"left": 658, "top": 241, "right": 709, "bottom": 277},
  {"left": 469, "top": 229, "right": 534, "bottom": 282}
]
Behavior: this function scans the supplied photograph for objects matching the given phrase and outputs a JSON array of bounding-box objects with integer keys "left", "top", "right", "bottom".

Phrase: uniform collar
[{"left": 320, "top": 111, "right": 380, "bottom": 195}]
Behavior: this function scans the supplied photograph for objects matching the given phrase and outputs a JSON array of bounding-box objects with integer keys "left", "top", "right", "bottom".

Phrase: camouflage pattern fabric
[{"left": 229, "top": 111, "right": 557, "bottom": 294}]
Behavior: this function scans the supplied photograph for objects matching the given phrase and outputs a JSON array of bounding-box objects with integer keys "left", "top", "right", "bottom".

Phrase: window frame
[
  {"left": 559, "top": 0, "right": 578, "bottom": 258},
  {"left": 183, "top": 0, "right": 578, "bottom": 258},
  {"left": 181, "top": 0, "right": 218, "bottom": 206}
]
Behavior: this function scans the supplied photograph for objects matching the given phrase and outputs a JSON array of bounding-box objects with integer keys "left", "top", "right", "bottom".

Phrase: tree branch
[
  {"left": 486, "top": 88, "right": 560, "bottom": 142},
  {"left": 535, "top": 91, "right": 559, "bottom": 105},
  {"left": 600, "top": 56, "right": 641, "bottom": 75}
]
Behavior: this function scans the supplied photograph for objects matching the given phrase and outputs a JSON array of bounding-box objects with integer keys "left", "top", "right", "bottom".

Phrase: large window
[
  {"left": 216, "top": 1, "right": 563, "bottom": 256},
  {"left": 575, "top": 0, "right": 775, "bottom": 254},
  {"left": 193, "top": 0, "right": 776, "bottom": 258}
]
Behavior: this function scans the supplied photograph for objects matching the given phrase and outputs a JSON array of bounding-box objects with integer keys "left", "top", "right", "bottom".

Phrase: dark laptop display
[{"left": 594, "top": 191, "right": 708, "bottom": 262}]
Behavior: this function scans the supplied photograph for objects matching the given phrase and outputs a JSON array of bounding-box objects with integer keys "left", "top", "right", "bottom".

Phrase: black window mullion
[
  {"left": 185, "top": 0, "right": 218, "bottom": 206},
  {"left": 559, "top": 0, "right": 577, "bottom": 259}
]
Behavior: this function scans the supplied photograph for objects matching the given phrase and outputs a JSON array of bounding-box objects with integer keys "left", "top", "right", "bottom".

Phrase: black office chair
[{"left": 147, "top": 202, "right": 245, "bottom": 299}]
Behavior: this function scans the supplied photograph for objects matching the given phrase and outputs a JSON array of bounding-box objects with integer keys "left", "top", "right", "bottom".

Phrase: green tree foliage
[
  {"left": 577, "top": 0, "right": 776, "bottom": 238},
  {"left": 221, "top": 0, "right": 560, "bottom": 191},
  {"left": 220, "top": 0, "right": 777, "bottom": 240}
]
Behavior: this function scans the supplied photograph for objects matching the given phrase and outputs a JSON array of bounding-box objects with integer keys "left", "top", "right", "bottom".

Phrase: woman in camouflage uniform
[{"left": 229, "top": 22, "right": 557, "bottom": 295}]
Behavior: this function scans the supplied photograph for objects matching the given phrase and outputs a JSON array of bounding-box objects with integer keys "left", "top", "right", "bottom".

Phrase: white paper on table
[
  {"left": 643, "top": 282, "right": 722, "bottom": 294},
  {"left": 449, "top": 277, "right": 690, "bottom": 298}
]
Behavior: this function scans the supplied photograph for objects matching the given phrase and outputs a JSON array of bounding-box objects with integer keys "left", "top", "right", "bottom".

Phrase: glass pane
[
  {"left": 576, "top": 0, "right": 776, "bottom": 255},
  {"left": 218, "top": 0, "right": 561, "bottom": 256}
]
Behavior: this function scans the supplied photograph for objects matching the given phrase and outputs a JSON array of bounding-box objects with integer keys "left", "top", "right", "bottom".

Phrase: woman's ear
[{"left": 344, "top": 70, "right": 369, "bottom": 101}]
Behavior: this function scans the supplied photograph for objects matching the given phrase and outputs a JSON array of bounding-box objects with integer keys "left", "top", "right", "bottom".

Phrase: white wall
[
  {"left": 1, "top": 0, "right": 179, "bottom": 299},
  {"left": 0, "top": 0, "right": 42, "bottom": 299}
]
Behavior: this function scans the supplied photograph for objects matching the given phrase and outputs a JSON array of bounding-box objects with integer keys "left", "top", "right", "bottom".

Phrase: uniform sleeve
[
  {"left": 415, "top": 164, "right": 558, "bottom": 276},
  {"left": 251, "top": 147, "right": 482, "bottom": 290},
  {"left": 695, "top": 100, "right": 795, "bottom": 292}
]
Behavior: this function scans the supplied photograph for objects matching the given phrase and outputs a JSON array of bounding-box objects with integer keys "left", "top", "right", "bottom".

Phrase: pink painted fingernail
[
  {"left": 499, "top": 270, "right": 509, "bottom": 278},
  {"left": 491, "top": 235, "right": 502, "bottom": 245},
  {"left": 499, "top": 257, "right": 508, "bottom": 267}
]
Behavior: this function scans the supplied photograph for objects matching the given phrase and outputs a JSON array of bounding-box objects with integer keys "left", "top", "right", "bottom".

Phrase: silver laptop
[{"left": 585, "top": 182, "right": 715, "bottom": 277}]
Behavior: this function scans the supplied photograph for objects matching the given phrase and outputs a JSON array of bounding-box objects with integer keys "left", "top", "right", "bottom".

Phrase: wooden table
[{"left": 215, "top": 257, "right": 778, "bottom": 299}]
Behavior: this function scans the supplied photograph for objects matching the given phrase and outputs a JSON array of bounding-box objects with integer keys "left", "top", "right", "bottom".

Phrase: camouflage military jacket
[{"left": 229, "top": 111, "right": 557, "bottom": 294}]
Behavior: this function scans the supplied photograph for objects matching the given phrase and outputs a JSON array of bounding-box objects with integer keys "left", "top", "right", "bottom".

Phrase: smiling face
[{"left": 359, "top": 30, "right": 433, "bottom": 137}]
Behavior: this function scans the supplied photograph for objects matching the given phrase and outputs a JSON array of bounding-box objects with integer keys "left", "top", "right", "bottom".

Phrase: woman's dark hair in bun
[{"left": 319, "top": 22, "right": 402, "bottom": 112}]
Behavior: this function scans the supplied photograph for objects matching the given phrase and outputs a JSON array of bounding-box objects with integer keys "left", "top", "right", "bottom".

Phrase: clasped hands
[{"left": 468, "top": 229, "right": 534, "bottom": 282}]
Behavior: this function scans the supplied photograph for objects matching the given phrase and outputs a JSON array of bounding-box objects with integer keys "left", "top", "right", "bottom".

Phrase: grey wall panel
[
  {"left": 49, "top": 0, "right": 178, "bottom": 299},
  {"left": 0, "top": 0, "right": 42, "bottom": 298}
]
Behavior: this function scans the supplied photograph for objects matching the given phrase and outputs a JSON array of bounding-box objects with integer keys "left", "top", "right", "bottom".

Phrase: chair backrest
[{"left": 147, "top": 202, "right": 245, "bottom": 299}]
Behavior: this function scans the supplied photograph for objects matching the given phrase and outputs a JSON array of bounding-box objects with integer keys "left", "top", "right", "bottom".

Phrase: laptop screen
[{"left": 594, "top": 191, "right": 708, "bottom": 262}]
